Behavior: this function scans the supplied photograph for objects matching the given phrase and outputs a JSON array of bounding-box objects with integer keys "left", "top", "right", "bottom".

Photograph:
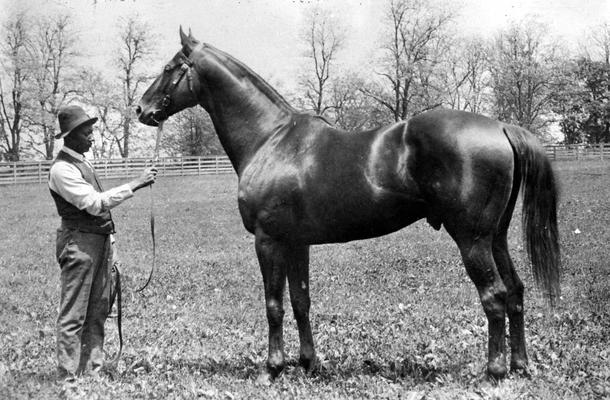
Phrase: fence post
[
  {"left": 601, "top": 143, "right": 604, "bottom": 161},
  {"left": 198, "top": 157, "right": 201, "bottom": 175},
  {"left": 553, "top": 146, "right": 557, "bottom": 161},
  {"left": 38, "top": 162, "right": 42, "bottom": 184},
  {"left": 13, "top": 162, "right": 16, "bottom": 184}
]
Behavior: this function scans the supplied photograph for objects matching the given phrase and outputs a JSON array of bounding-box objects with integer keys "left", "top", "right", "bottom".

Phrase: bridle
[{"left": 153, "top": 50, "right": 199, "bottom": 124}]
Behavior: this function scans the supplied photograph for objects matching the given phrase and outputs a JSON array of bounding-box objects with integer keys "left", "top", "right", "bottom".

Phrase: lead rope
[
  {"left": 137, "top": 121, "right": 164, "bottom": 292},
  {"left": 105, "top": 123, "right": 163, "bottom": 371},
  {"left": 105, "top": 260, "right": 123, "bottom": 370}
]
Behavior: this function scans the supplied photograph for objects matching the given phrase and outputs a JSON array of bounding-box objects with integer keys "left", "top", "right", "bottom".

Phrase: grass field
[{"left": 0, "top": 160, "right": 609, "bottom": 399}]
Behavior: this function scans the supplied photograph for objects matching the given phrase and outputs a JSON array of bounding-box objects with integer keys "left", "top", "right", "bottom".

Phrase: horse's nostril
[{"left": 135, "top": 105, "right": 142, "bottom": 115}]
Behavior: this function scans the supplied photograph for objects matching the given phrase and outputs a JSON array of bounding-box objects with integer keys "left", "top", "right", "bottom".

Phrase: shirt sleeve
[{"left": 49, "top": 161, "right": 134, "bottom": 216}]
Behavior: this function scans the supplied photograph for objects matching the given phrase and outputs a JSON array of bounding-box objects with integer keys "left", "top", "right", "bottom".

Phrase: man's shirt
[{"left": 49, "top": 147, "right": 133, "bottom": 217}]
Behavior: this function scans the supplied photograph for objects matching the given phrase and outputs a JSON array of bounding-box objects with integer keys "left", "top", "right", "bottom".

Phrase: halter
[{"left": 156, "top": 51, "right": 198, "bottom": 122}]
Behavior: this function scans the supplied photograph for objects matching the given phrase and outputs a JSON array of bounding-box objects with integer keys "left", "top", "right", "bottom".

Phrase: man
[{"left": 48, "top": 104, "right": 157, "bottom": 380}]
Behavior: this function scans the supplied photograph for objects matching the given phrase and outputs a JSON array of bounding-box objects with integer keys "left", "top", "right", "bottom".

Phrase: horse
[{"left": 136, "top": 28, "right": 560, "bottom": 382}]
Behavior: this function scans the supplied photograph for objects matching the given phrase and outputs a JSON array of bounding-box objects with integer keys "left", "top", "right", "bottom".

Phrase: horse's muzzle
[{"left": 136, "top": 105, "right": 164, "bottom": 127}]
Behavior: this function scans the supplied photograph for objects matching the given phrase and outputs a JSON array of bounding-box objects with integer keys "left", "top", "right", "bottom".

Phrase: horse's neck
[{"left": 200, "top": 47, "right": 294, "bottom": 173}]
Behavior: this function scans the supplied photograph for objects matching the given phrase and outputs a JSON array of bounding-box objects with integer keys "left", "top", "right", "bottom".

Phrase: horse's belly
[{"left": 298, "top": 194, "right": 428, "bottom": 244}]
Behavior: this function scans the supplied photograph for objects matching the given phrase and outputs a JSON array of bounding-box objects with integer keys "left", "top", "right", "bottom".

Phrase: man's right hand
[{"left": 129, "top": 167, "right": 158, "bottom": 192}]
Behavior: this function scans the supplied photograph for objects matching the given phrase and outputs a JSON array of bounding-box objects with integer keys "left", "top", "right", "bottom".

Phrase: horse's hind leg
[
  {"left": 449, "top": 230, "right": 508, "bottom": 379},
  {"left": 255, "top": 230, "right": 288, "bottom": 379},
  {"left": 493, "top": 232, "right": 527, "bottom": 374},
  {"left": 286, "top": 245, "right": 316, "bottom": 371},
  {"left": 492, "top": 188, "right": 528, "bottom": 374}
]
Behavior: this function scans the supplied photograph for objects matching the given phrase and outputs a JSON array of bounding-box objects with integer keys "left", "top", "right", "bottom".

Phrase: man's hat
[{"left": 56, "top": 105, "right": 98, "bottom": 139}]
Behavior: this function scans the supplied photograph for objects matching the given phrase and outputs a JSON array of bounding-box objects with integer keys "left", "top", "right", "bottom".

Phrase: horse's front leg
[
  {"left": 255, "top": 230, "right": 288, "bottom": 379},
  {"left": 286, "top": 244, "right": 316, "bottom": 371}
]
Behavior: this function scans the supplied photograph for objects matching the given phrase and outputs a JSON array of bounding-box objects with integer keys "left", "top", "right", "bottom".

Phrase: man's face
[{"left": 65, "top": 123, "right": 95, "bottom": 154}]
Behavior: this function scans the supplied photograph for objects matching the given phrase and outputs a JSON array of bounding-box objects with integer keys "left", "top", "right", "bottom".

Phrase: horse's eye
[{"left": 164, "top": 65, "right": 172, "bottom": 72}]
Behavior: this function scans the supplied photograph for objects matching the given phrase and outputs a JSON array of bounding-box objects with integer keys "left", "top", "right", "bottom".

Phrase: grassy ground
[{"left": 0, "top": 160, "right": 608, "bottom": 399}]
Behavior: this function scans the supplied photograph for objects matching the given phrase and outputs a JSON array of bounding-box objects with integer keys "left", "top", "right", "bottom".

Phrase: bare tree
[
  {"left": 25, "top": 14, "right": 79, "bottom": 159},
  {"left": 299, "top": 6, "right": 345, "bottom": 116},
  {"left": 163, "top": 107, "right": 223, "bottom": 156},
  {"left": 364, "top": 0, "right": 453, "bottom": 122},
  {"left": 0, "top": 11, "right": 30, "bottom": 161},
  {"left": 330, "top": 73, "right": 388, "bottom": 131},
  {"left": 115, "top": 16, "right": 153, "bottom": 158},
  {"left": 489, "top": 20, "right": 563, "bottom": 134},
  {"left": 439, "top": 36, "right": 491, "bottom": 114},
  {"left": 79, "top": 69, "right": 123, "bottom": 158},
  {"left": 587, "top": 22, "right": 610, "bottom": 65}
]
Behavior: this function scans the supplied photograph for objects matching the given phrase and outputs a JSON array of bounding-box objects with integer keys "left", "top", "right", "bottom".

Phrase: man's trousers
[{"left": 55, "top": 227, "right": 113, "bottom": 377}]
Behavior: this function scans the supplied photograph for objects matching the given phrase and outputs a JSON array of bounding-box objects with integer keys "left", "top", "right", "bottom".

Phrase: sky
[{"left": 2, "top": 0, "right": 609, "bottom": 89}]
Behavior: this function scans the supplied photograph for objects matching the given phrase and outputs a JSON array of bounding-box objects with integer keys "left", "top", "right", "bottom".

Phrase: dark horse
[{"left": 137, "top": 29, "right": 560, "bottom": 381}]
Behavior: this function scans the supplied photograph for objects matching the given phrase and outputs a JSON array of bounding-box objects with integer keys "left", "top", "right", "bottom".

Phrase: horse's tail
[{"left": 503, "top": 125, "right": 561, "bottom": 306}]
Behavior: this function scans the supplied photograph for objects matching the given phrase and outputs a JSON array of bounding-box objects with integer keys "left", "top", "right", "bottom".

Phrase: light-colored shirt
[{"left": 49, "top": 147, "right": 133, "bottom": 217}]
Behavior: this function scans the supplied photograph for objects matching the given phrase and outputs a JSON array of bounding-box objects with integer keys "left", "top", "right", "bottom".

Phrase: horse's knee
[
  {"left": 480, "top": 285, "right": 507, "bottom": 320},
  {"left": 266, "top": 298, "right": 284, "bottom": 326}
]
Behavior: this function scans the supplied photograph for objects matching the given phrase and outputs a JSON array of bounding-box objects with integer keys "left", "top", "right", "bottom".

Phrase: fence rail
[
  {"left": 1, "top": 144, "right": 608, "bottom": 186},
  {"left": 0, "top": 156, "right": 233, "bottom": 185},
  {"left": 545, "top": 143, "right": 610, "bottom": 161}
]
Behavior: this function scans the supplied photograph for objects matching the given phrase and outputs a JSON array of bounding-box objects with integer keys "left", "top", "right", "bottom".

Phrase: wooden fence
[
  {"left": 1, "top": 144, "right": 608, "bottom": 186},
  {"left": 545, "top": 143, "right": 610, "bottom": 161},
  {"left": 0, "top": 156, "right": 233, "bottom": 185}
]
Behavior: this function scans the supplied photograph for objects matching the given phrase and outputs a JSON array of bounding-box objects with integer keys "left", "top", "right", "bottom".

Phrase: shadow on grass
[
  {"left": 315, "top": 355, "right": 479, "bottom": 385},
  {"left": 144, "top": 353, "right": 478, "bottom": 385},
  {"left": 132, "top": 355, "right": 261, "bottom": 380}
]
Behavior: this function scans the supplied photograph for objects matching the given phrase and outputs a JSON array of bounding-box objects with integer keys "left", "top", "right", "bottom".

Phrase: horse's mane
[{"left": 202, "top": 43, "right": 295, "bottom": 112}]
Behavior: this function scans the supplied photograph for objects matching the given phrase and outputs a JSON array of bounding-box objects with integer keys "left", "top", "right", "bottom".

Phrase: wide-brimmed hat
[{"left": 56, "top": 105, "right": 98, "bottom": 139}]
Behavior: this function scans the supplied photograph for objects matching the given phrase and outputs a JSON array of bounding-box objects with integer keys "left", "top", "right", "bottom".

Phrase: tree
[
  {"left": 363, "top": 0, "right": 453, "bottom": 122},
  {"left": 299, "top": 5, "right": 345, "bottom": 117},
  {"left": 489, "top": 20, "right": 563, "bottom": 134},
  {"left": 25, "top": 13, "right": 79, "bottom": 159},
  {"left": 554, "top": 58, "right": 610, "bottom": 144},
  {"left": 163, "top": 107, "right": 223, "bottom": 156},
  {"left": 439, "top": 36, "right": 491, "bottom": 114},
  {"left": 79, "top": 69, "right": 123, "bottom": 158},
  {"left": 551, "top": 59, "right": 587, "bottom": 144},
  {"left": 586, "top": 22, "right": 610, "bottom": 65},
  {"left": 115, "top": 16, "right": 153, "bottom": 158},
  {"left": 330, "top": 73, "right": 389, "bottom": 131},
  {"left": 554, "top": 23, "right": 610, "bottom": 144},
  {"left": 0, "top": 11, "right": 30, "bottom": 161}
]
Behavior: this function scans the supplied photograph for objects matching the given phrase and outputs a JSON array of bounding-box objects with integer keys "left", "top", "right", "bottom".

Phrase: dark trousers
[{"left": 55, "top": 228, "right": 112, "bottom": 376}]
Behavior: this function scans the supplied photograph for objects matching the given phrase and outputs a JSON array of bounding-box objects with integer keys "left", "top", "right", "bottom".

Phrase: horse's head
[{"left": 137, "top": 27, "right": 202, "bottom": 126}]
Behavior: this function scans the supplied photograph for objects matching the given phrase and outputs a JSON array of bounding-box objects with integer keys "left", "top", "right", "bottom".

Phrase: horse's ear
[
  {"left": 179, "top": 26, "right": 189, "bottom": 46},
  {"left": 179, "top": 26, "right": 199, "bottom": 54}
]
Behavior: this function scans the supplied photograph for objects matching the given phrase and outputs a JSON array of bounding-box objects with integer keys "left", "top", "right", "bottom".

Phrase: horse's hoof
[
  {"left": 255, "top": 370, "right": 273, "bottom": 387},
  {"left": 299, "top": 355, "right": 319, "bottom": 374},
  {"left": 510, "top": 360, "right": 531, "bottom": 378},
  {"left": 486, "top": 362, "right": 508, "bottom": 381},
  {"left": 265, "top": 361, "right": 285, "bottom": 379}
]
